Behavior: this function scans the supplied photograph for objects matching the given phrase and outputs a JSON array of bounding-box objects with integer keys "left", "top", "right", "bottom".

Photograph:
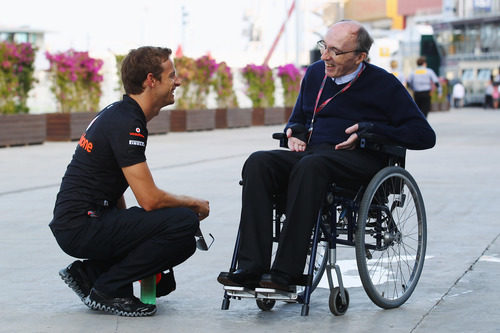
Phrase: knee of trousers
[
  {"left": 157, "top": 207, "right": 200, "bottom": 238},
  {"left": 176, "top": 207, "right": 200, "bottom": 235},
  {"left": 290, "top": 154, "right": 329, "bottom": 181},
  {"left": 242, "top": 151, "right": 276, "bottom": 179}
]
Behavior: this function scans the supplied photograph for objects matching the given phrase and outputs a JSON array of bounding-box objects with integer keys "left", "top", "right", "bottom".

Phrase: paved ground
[{"left": 0, "top": 108, "right": 499, "bottom": 332}]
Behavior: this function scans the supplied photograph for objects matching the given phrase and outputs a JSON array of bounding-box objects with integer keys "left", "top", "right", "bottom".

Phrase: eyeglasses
[{"left": 317, "top": 40, "right": 363, "bottom": 57}]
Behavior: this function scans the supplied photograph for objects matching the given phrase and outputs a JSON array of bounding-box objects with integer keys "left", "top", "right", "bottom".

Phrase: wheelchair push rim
[{"left": 355, "top": 166, "right": 427, "bottom": 309}]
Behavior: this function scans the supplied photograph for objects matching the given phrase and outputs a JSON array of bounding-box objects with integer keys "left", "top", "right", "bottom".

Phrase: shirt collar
[{"left": 331, "top": 62, "right": 364, "bottom": 85}]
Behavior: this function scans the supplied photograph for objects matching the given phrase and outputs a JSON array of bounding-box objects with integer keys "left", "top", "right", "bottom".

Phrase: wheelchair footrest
[
  {"left": 223, "top": 286, "right": 256, "bottom": 298},
  {"left": 223, "top": 286, "right": 300, "bottom": 302},
  {"left": 255, "top": 288, "right": 299, "bottom": 302}
]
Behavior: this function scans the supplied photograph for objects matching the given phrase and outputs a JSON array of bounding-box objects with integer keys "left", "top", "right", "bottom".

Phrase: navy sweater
[{"left": 286, "top": 61, "right": 436, "bottom": 150}]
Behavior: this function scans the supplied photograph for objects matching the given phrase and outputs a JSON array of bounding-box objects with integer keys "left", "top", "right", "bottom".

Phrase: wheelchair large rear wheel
[{"left": 355, "top": 166, "right": 427, "bottom": 309}]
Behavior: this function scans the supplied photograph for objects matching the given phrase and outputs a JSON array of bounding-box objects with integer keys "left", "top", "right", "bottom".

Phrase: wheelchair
[{"left": 220, "top": 132, "right": 427, "bottom": 316}]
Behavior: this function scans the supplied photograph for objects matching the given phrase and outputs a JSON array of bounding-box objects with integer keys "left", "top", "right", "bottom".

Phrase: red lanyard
[
  {"left": 308, "top": 63, "right": 365, "bottom": 142},
  {"left": 313, "top": 63, "right": 365, "bottom": 115}
]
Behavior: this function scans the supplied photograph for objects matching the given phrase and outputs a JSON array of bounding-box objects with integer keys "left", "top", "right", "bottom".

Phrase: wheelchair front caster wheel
[
  {"left": 256, "top": 298, "right": 276, "bottom": 311},
  {"left": 329, "top": 287, "right": 349, "bottom": 316}
]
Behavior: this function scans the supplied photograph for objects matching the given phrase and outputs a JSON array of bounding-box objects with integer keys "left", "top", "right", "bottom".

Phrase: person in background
[
  {"left": 485, "top": 76, "right": 494, "bottom": 109},
  {"left": 493, "top": 82, "right": 499, "bottom": 109},
  {"left": 407, "top": 56, "right": 441, "bottom": 117},
  {"left": 452, "top": 81, "right": 465, "bottom": 108},
  {"left": 390, "top": 59, "right": 405, "bottom": 85}
]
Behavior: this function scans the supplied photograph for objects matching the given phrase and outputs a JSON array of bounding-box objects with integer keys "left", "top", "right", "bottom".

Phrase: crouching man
[{"left": 49, "top": 46, "right": 209, "bottom": 316}]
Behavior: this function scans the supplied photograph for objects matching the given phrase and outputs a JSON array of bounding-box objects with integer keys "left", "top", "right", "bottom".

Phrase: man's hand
[
  {"left": 190, "top": 197, "right": 210, "bottom": 221},
  {"left": 287, "top": 128, "right": 307, "bottom": 152},
  {"left": 335, "top": 124, "right": 359, "bottom": 150}
]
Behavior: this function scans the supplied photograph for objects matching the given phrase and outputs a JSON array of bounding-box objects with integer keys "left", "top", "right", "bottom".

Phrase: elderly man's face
[{"left": 321, "top": 22, "right": 366, "bottom": 78}]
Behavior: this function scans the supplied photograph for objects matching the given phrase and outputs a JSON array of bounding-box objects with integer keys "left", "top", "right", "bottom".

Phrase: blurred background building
[{"left": 2, "top": 0, "right": 499, "bottom": 109}]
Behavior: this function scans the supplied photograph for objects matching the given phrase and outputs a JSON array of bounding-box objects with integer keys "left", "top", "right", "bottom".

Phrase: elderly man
[
  {"left": 218, "top": 20, "right": 435, "bottom": 291},
  {"left": 50, "top": 47, "right": 209, "bottom": 316}
]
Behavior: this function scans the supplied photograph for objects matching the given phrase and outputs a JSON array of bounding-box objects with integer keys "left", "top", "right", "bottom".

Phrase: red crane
[{"left": 262, "top": 0, "right": 296, "bottom": 66}]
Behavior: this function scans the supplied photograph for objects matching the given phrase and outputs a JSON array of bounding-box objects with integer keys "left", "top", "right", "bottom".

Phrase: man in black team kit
[{"left": 50, "top": 46, "right": 209, "bottom": 317}]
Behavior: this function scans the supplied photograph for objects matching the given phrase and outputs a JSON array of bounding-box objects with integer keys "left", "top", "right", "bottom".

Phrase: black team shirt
[{"left": 50, "top": 95, "right": 147, "bottom": 231}]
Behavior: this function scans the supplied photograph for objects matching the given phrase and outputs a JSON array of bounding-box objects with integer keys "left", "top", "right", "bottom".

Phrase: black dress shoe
[
  {"left": 217, "top": 269, "right": 261, "bottom": 289},
  {"left": 259, "top": 272, "right": 295, "bottom": 292}
]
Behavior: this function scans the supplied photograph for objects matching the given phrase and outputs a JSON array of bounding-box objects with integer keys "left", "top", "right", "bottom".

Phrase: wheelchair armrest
[
  {"left": 358, "top": 133, "right": 406, "bottom": 159},
  {"left": 272, "top": 132, "right": 288, "bottom": 148}
]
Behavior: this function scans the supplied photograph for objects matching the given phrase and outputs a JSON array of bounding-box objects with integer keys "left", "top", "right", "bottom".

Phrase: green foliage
[
  {"left": 115, "top": 54, "right": 125, "bottom": 95},
  {"left": 241, "top": 64, "right": 275, "bottom": 108},
  {"left": 277, "top": 64, "right": 302, "bottom": 107},
  {"left": 175, "top": 55, "right": 238, "bottom": 109},
  {"left": 431, "top": 78, "right": 449, "bottom": 103},
  {"left": 0, "top": 42, "right": 37, "bottom": 114},
  {"left": 174, "top": 55, "right": 197, "bottom": 109},
  {"left": 212, "top": 61, "right": 238, "bottom": 108}
]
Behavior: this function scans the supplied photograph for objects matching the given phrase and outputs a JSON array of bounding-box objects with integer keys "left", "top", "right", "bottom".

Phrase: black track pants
[
  {"left": 52, "top": 206, "right": 199, "bottom": 297},
  {"left": 237, "top": 146, "right": 385, "bottom": 278}
]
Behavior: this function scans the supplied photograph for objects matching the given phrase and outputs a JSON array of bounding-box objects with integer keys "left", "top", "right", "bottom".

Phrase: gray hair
[
  {"left": 355, "top": 24, "right": 373, "bottom": 54},
  {"left": 339, "top": 19, "right": 373, "bottom": 54}
]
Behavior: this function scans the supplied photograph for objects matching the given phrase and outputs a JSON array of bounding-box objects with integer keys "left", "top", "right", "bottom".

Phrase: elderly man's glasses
[{"left": 317, "top": 40, "right": 362, "bottom": 57}]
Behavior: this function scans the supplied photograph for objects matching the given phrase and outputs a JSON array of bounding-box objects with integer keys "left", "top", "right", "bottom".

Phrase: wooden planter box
[
  {"left": 0, "top": 114, "right": 46, "bottom": 147},
  {"left": 252, "top": 107, "right": 287, "bottom": 126},
  {"left": 227, "top": 108, "right": 252, "bottom": 128},
  {"left": 439, "top": 101, "right": 451, "bottom": 111},
  {"left": 169, "top": 109, "right": 187, "bottom": 132},
  {"left": 169, "top": 109, "right": 216, "bottom": 132},
  {"left": 215, "top": 108, "right": 227, "bottom": 129},
  {"left": 46, "top": 112, "right": 97, "bottom": 141},
  {"left": 148, "top": 110, "right": 170, "bottom": 135},
  {"left": 264, "top": 107, "right": 285, "bottom": 125},
  {"left": 252, "top": 107, "right": 265, "bottom": 126}
]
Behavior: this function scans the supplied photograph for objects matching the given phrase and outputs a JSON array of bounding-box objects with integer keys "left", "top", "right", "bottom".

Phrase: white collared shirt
[{"left": 331, "top": 62, "right": 364, "bottom": 85}]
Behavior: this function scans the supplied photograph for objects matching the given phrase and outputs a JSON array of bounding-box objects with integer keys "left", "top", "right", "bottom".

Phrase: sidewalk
[{"left": 0, "top": 108, "right": 499, "bottom": 332}]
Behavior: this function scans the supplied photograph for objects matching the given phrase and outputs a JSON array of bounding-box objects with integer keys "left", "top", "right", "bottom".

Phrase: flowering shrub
[
  {"left": 277, "top": 64, "right": 303, "bottom": 107},
  {"left": 191, "top": 55, "right": 218, "bottom": 108},
  {"left": 0, "top": 42, "right": 37, "bottom": 114},
  {"left": 212, "top": 61, "right": 238, "bottom": 108},
  {"left": 174, "top": 55, "right": 196, "bottom": 109},
  {"left": 175, "top": 55, "right": 227, "bottom": 109},
  {"left": 241, "top": 64, "right": 275, "bottom": 108},
  {"left": 46, "top": 50, "right": 103, "bottom": 113}
]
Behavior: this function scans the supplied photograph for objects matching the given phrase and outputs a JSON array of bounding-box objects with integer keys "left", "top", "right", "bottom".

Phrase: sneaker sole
[
  {"left": 59, "top": 268, "right": 87, "bottom": 301},
  {"left": 84, "top": 297, "right": 157, "bottom": 317}
]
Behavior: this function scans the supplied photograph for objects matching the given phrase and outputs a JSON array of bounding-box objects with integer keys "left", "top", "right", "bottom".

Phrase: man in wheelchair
[{"left": 218, "top": 20, "right": 435, "bottom": 293}]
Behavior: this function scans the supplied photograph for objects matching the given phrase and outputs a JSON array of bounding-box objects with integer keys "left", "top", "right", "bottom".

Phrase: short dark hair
[
  {"left": 121, "top": 46, "right": 172, "bottom": 95},
  {"left": 417, "top": 56, "right": 426, "bottom": 66}
]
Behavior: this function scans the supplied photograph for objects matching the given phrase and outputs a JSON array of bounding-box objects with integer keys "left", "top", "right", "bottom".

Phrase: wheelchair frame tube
[{"left": 302, "top": 210, "right": 324, "bottom": 312}]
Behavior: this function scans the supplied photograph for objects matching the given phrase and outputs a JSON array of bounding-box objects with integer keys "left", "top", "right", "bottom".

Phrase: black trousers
[
  {"left": 413, "top": 90, "right": 431, "bottom": 117},
  {"left": 236, "top": 146, "right": 386, "bottom": 278},
  {"left": 52, "top": 206, "right": 199, "bottom": 297}
]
